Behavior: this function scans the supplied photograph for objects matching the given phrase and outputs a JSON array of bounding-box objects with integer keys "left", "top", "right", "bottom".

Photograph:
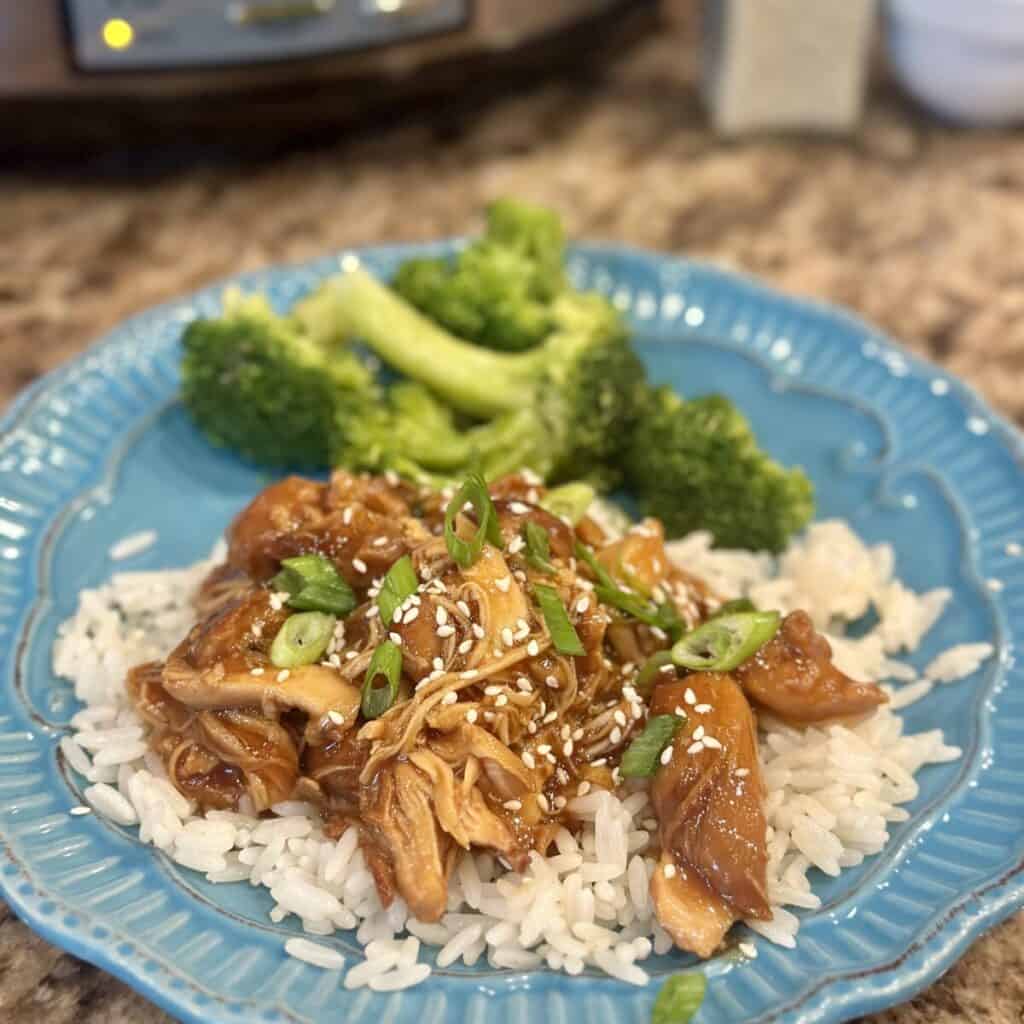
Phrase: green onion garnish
[
  {"left": 575, "top": 542, "right": 684, "bottom": 642},
  {"left": 635, "top": 650, "right": 676, "bottom": 696},
  {"left": 540, "top": 482, "right": 596, "bottom": 525},
  {"left": 523, "top": 521, "right": 555, "bottom": 574},
  {"left": 270, "top": 611, "right": 335, "bottom": 668},
  {"left": 671, "top": 611, "right": 780, "bottom": 673},
  {"left": 377, "top": 555, "right": 418, "bottom": 629},
  {"left": 711, "top": 597, "right": 756, "bottom": 618},
  {"left": 533, "top": 584, "right": 584, "bottom": 656},
  {"left": 360, "top": 640, "right": 403, "bottom": 719},
  {"left": 620, "top": 714, "right": 683, "bottom": 778},
  {"left": 444, "top": 473, "right": 503, "bottom": 569},
  {"left": 651, "top": 972, "right": 707, "bottom": 1024},
  {"left": 271, "top": 554, "right": 356, "bottom": 617}
]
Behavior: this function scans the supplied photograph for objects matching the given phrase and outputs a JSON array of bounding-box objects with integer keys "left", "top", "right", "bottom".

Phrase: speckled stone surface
[{"left": 2, "top": 2, "right": 1024, "bottom": 1021}]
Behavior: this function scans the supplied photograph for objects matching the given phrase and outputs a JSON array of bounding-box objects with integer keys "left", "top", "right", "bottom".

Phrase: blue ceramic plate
[{"left": 2, "top": 243, "right": 1023, "bottom": 1024}]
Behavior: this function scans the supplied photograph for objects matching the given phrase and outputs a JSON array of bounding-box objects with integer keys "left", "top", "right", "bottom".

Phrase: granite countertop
[{"left": 3, "top": 2, "right": 1024, "bottom": 1021}]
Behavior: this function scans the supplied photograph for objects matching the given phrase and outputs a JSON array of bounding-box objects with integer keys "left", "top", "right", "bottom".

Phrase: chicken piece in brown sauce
[
  {"left": 649, "top": 673, "right": 770, "bottom": 957},
  {"left": 736, "top": 610, "right": 887, "bottom": 725}
]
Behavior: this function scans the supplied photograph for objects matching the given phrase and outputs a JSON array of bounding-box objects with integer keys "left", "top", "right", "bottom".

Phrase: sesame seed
[
  {"left": 508, "top": 536, "right": 525, "bottom": 555},
  {"left": 572, "top": 727, "right": 584, "bottom": 741},
  {"left": 250, "top": 667, "right": 265, "bottom": 676},
  {"left": 342, "top": 507, "right": 353, "bottom": 525},
  {"left": 622, "top": 685, "right": 639, "bottom": 702},
  {"left": 69, "top": 805, "right": 92, "bottom": 816},
  {"left": 516, "top": 677, "right": 533, "bottom": 692},
  {"left": 496, "top": 694, "right": 509, "bottom": 707},
  {"left": 610, "top": 726, "right": 622, "bottom": 744},
  {"left": 536, "top": 794, "right": 550, "bottom": 813},
  {"left": 527, "top": 640, "right": 540, "bottom": 657},
  {"left": 492, "top": 647, "right": 504, "bottom": 658},
  {"left": 501, "top": 627, "right": 515, "bottom": 648},
  {"left": 328, "top": 710, "right": 345, "bottom": 725},
  {"left": 328, "top": 654, "right": 341, "bottom": 668},
  {"left": 251, "top": 623, "right": 263, "bottom": 638},
  {"left": 674, "top": 706, "right": 686, "bottom": 717},
  {"left": 687, "top": 741, "right": 704, "bottom": 755},
  {"left": 702, "top": 736, "right": 722, "bottom": 750},
  {"left": 503, "top": 799, "right": 522, "bottom": 811},
  {"left": 694, "top": 703, "right": 712, "bottom": 714},
  {"left": 458, "top": 639, "right": 474, "bottom": 654},
  {"left": 563, "top": 740, "right": 574, "bottom": 757},
  {"left": 366, "top": 606, "right": 380, "bottom": 619},
  {"left": 560, "top": 724, "right": 571, "bottom": 740},
  {"left": 457, "top": 601, "right": 471, "bottom": 617},
  {"left": 631, "top": 704, "right": 643, "bottom": 720},
  {"left": 269, "top": 595, "right": 283, "bottom": 611},
  {"left": 738, "top": 941, "right": 758, "bottom": 959},
  {"left": 577, "top": 781, "right": 592, "bottom": 796},
  {"left": 660, "top": 745, "right": 674, "bottom": 765},
  {"left": 693, "top": 726, "right": 705, "bottom": 740},
  {"left": 495, "top": 576, "right": 511, "bottom": 593},
  {"left": 591, "top": 758, "right": 607, "bottom": 767},
  {"left": 684, "top": 688, "right": 697, "bottom": 705},
  {"left": 385, "top": 471, "right": 399, "bottom": 486},
  {"left": 545, "top": 675, "right": 559, "bottom": 689},
  {"left": 663, "top": 863, "right": 677, "bottom": 879},
  {"left": 392, "top": 607, "right": 404, "bottom": 624},
  {"left": 433, "top": 657, "right": 444, "bottom": 671},
  {"left": 352, "top": 558, "right": 368, "bottom": 574},
  {"left": 388, "top": 632, "right": 402, "bottom": 645},
  {"left": 436, "top": 606, "right": 448, "bottom": 626},
  {"left": 527, "top": 721, "right": 537, "bottom": 734},
  {"left": 372, "top": 536, "right": 388, "bottom": 548},
  {"left": 514, "top": 570, "right": 527, "bottom": 583},
  {"left": 613, "top": 710, "right": 627, "bottom": 727},
  {"left": 522, "top": 752, "right": 536, "bottom": 769},
  {"left": 345, "top": 650, "right": 358, "bottom": 660},
  {"left": 472, "top": 624, "right": 486, "bottom": 639},
  {"left": 441, "top": 691, "right": 458, "bottom": 706},
  {"left": 575, "top": 597, "right": 590, "bottom": 615},
  {"left": 436, "top": 624, "right": 455, "bottom": 638},
  {"left": 537, "top": 744, "right": 552, "bottom": 755},
  {"left": 466, "top": 709, "right": 478, "bottom": 724},
  {"left": 735, "top": 768, "right": 750, "bottom": 777},
  {"left": 484, "top": 685, "right": 501, "bottom": 696},
  {"left": 543, "top": 711, "right": 558, "bottom": 724},
  {"left": 509, "top": 502, "right": 530, "bottom": 515},
  {"left": 277, "top": 669, "right": 290, "bottom": 682},
  {"left": 611, "top": 767, "right": 621, "bottom": 786},
  {"left": 462, "top": 669, "right": 479, "bottom": 679}
]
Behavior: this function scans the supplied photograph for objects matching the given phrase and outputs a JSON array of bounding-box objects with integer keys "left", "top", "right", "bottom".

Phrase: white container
[{"left": 886, "top": 0, "right": 1024, "bottom": 124}]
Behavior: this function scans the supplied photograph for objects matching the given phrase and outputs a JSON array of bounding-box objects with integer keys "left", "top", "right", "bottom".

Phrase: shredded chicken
[{"left": 126, "top": 470, "right": 886, "bottom": 958}]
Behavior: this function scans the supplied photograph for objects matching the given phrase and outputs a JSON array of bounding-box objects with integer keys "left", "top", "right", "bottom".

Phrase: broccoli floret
[
  {"left": 180, "top": 289, "right": 377, "bottom": 468},
  {"left": 392, "top": 198, "right": 567, "bottom": 352},
  {"left": 299, "top": 267, "right": 646, "bottom": 488},
  {"left": 625, "top": 389, "right": 814, "bottom": 553}
]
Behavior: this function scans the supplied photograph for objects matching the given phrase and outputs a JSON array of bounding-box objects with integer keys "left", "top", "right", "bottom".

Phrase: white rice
[
  {"left": 108, "top": 529, "right": 158, "bottom": 562},
  {"left": 52, "top": 521, "right": 993, "bottom": 990}
]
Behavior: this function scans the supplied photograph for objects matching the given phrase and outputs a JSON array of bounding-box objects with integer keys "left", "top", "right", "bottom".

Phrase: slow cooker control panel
[{"left": 65, "top": 0, "right": 469, "bottom": 71}]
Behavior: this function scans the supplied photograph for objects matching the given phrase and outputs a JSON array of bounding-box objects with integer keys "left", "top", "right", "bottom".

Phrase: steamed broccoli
[
  {"left": 626, "top": 389, "right": 814, "bottom": 553},
  {"left": 298, "top": 267, "right": 647, "bottom": 488},
  {"left": 392, "top": 198, "right": 567, "bottom": 352},
  {"left": 180, "top": 289, "right": 377, "bottom": 468}
]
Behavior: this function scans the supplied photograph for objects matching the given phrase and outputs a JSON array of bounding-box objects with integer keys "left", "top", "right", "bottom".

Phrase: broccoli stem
[{"left": 302, "top": 269, "right": 539, "bottom": 418}]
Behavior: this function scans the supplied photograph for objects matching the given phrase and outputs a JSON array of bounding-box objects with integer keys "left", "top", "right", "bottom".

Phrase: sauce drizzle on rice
[{"left": 54, "top": 478, "right": 987, "bottom": 989}]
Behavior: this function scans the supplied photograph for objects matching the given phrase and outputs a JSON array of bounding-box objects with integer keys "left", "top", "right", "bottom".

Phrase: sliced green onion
[
  {"left": 575, "top": 541, "right": 684, "bottom": 642},
  {"left": 523, "top": 521, "right": 555, "bottom": 574},
  {"left": 711, "top": 597, "right": 756, "bottom": 618},
  {"left": 445, "top": 473, "right": 503, "bottom": 568},
  {"left": 286, "top": 581, "right": 357, "bottom": 616},
  {"left": 533, "top": 584, "right": 584, "bottom": 656},
  {"left": 270, "top": 611, "right": 335, "bottom": 668},
  {"left": 671, "top": 611, "right": 780, "bottom": 672},
  {"left": 377, "top": 555, "right": 418, "bottom": 629},
  {"left": 651, "top": 972, "right": 707, "bottom": 1024},
  {"left": 620, "top": 714, "right": 683, "bottom": 778},
  {"left": 271, "top": 554, "right": 356, "bottom": 617},
  {"left": 540, "top": 482, "right": 595, "bottom": 525},
  {"left": 360, "top": 640, "right": 403, "bottom": 719},
  {"left": 635, "top": 650, "right": 676, "bottom": 696}
]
